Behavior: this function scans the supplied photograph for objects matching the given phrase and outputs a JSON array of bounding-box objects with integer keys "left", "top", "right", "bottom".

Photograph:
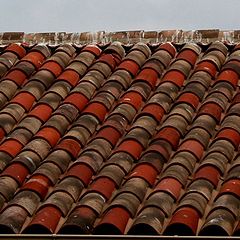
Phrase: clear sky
[{"left": 0, "top": 0, "right": 239, "bottom": 32}]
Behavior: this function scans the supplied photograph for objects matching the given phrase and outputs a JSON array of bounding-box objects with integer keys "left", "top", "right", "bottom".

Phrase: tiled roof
[{"left": 0, "top": 36, "right": 240, "bottom": 237}]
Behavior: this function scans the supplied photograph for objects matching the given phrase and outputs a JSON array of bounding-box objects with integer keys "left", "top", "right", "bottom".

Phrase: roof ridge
[{"left": 0, "top": 29, "right": 240, "bottom": 45}]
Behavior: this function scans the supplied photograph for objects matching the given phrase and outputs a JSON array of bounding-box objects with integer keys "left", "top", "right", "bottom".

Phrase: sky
[{"left": 0, "top": 0, "right": 239, "bottom": 32}]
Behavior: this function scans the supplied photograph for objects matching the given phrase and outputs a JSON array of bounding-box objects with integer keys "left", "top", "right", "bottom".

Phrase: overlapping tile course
[{"left": 0, "top": 40, "right": 239, "bottom": 236}]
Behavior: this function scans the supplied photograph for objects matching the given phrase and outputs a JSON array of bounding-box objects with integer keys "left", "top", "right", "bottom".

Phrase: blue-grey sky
[{"left": 0, "top": 0, "right": 239, "bottom": 32}]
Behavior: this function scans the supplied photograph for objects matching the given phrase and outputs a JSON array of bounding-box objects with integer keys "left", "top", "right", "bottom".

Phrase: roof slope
[{"left": 0, "top": 39, "right": 239, "bottom": 236}]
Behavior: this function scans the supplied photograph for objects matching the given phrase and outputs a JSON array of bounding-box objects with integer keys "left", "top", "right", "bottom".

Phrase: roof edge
[{"left": 1, "top": 29, "right": 240, "bottom": 45}]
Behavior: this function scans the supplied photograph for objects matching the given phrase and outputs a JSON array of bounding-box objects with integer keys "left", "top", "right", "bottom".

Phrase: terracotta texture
[{"left": 0, "top": 41, "right": 239, "bottom": 236}]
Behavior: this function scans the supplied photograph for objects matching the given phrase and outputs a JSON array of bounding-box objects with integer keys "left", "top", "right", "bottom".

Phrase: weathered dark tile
[
  {"left": 200, "top": 209, "right": 235, "bottom": 236},
  {"left": 0, "top": 206, "right": 28, "bottom": 233},
  {"left": 128, "top": 207, "right": 165, "bottom": 235},
  {"left": 9, "top": 190, "right": 40, "bottom": 215}
]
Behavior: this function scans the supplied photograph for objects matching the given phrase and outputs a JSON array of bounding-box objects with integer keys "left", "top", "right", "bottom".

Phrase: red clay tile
[
  {"left": 64, "top": 93, "right": 89, "bottom": 112},
  {"left": 116, "top": 140, "right": 143, "bottom": 160},
  {"left": 57, "top": 69, "right": 79, "bottom": 87},
  {"left": 216, "top": 69, "right": 239, "bottom": 87},
  {"left": 147, "top": 143, "right": 170, "bottom": 162},
  {"left": 0, "top": 128, "right": 5, "bottom": 140},
  {"left": 24, "top": 206, "right": 61, "bottom": 233},
  {"left": 90, "top": 177, "right": 116, "bottom": 200},
  {"left": 95, "top": 207, "right": 130, "bottom": 234},
  {"left": 5, "top": 69, "right": 27, "bottom": 86},
  {"left": 55, "top": 138, "right": 81, "bottom": 158},
  {"left": 98, "top": 54, "right": 116, "bottom": 70},
  {"left": 196, "top": 60, "right": 218, "bottom": 77},
  {"left": 219, "top": 179, "right": 240, "bottom": 198},
  {"left": 140, "top": 103, "right": 165, "bottom": 122},
  {"left": 199, "top": 102, "right": 222, "bottom": 122},
  {"left": 154, "top": 127, "right": 181, "bottom": 150},
  {"left": 35, "top": 127, "right": 61, "bottom": 147},
  {"left": 177, "top": 49, "right": 198, "bottom": 66},
  {"left": 11, "top": 92, "right": 35, "bottom": 111},
  {"left": 194, "top": 165, "right": 220, "bottom": 187},
  {"left": 22, "top": 51, "right": 45, "bottom": 69},
  {"left": 215, "top": 128, "right": 240, "bottom": 149},
  {"left": 96, "top": 126, "right": 121, "bottom": 146},
  {"left": 1, "top": 162, "right": 29, "bottom": 185},
  {"left": 66, "top": 163, "right": 94, "bottom": 186},
  {"left": 154, "top": 177, "right": 182, "bottom": 200},
  {"left": 5, "top": 43, "right": 26, "bottom": 58},
  {"left": 0, "top": 139, "right": 23, "bottom": 157},
  {"left": 162, "top": 70, "right": 185, "bottom": 87},
  {"left": 165, "top": 207, "right": 200, "bottom": 235},
  {"left": 28, "top": 103, "right": 53, "bottom": 122},
  {"left": 82, "top": 45, "right": 101, "bottom": 56},
  {"left": 21, "top": 174, "right": 51, "bottom": 199},
  {"left": 178, "top": 139, "right": 204, "bottom": 161},
  {"left": 121, "top": 91, "right": 143, "bottom": 110},
  {"left": 41, "top": 61, "right": 62, "bottom": 77},
  {"left": 128, "top": 163, "right": 158, "bottom": 186},
  {"left": 117, "top": 60, "right": 139, "bottom": 76},
  {"left": 134, "top": 68, "right": 158, "bottom": 88},
  {"left": 159, "top": 42, "right": 176, "bottom": 57},
  {"left": 82, "top": 102, "right": 108, "bottom": 122},
  {"left": 177, "top": 92, "right": 199, "bottom": 109}
]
